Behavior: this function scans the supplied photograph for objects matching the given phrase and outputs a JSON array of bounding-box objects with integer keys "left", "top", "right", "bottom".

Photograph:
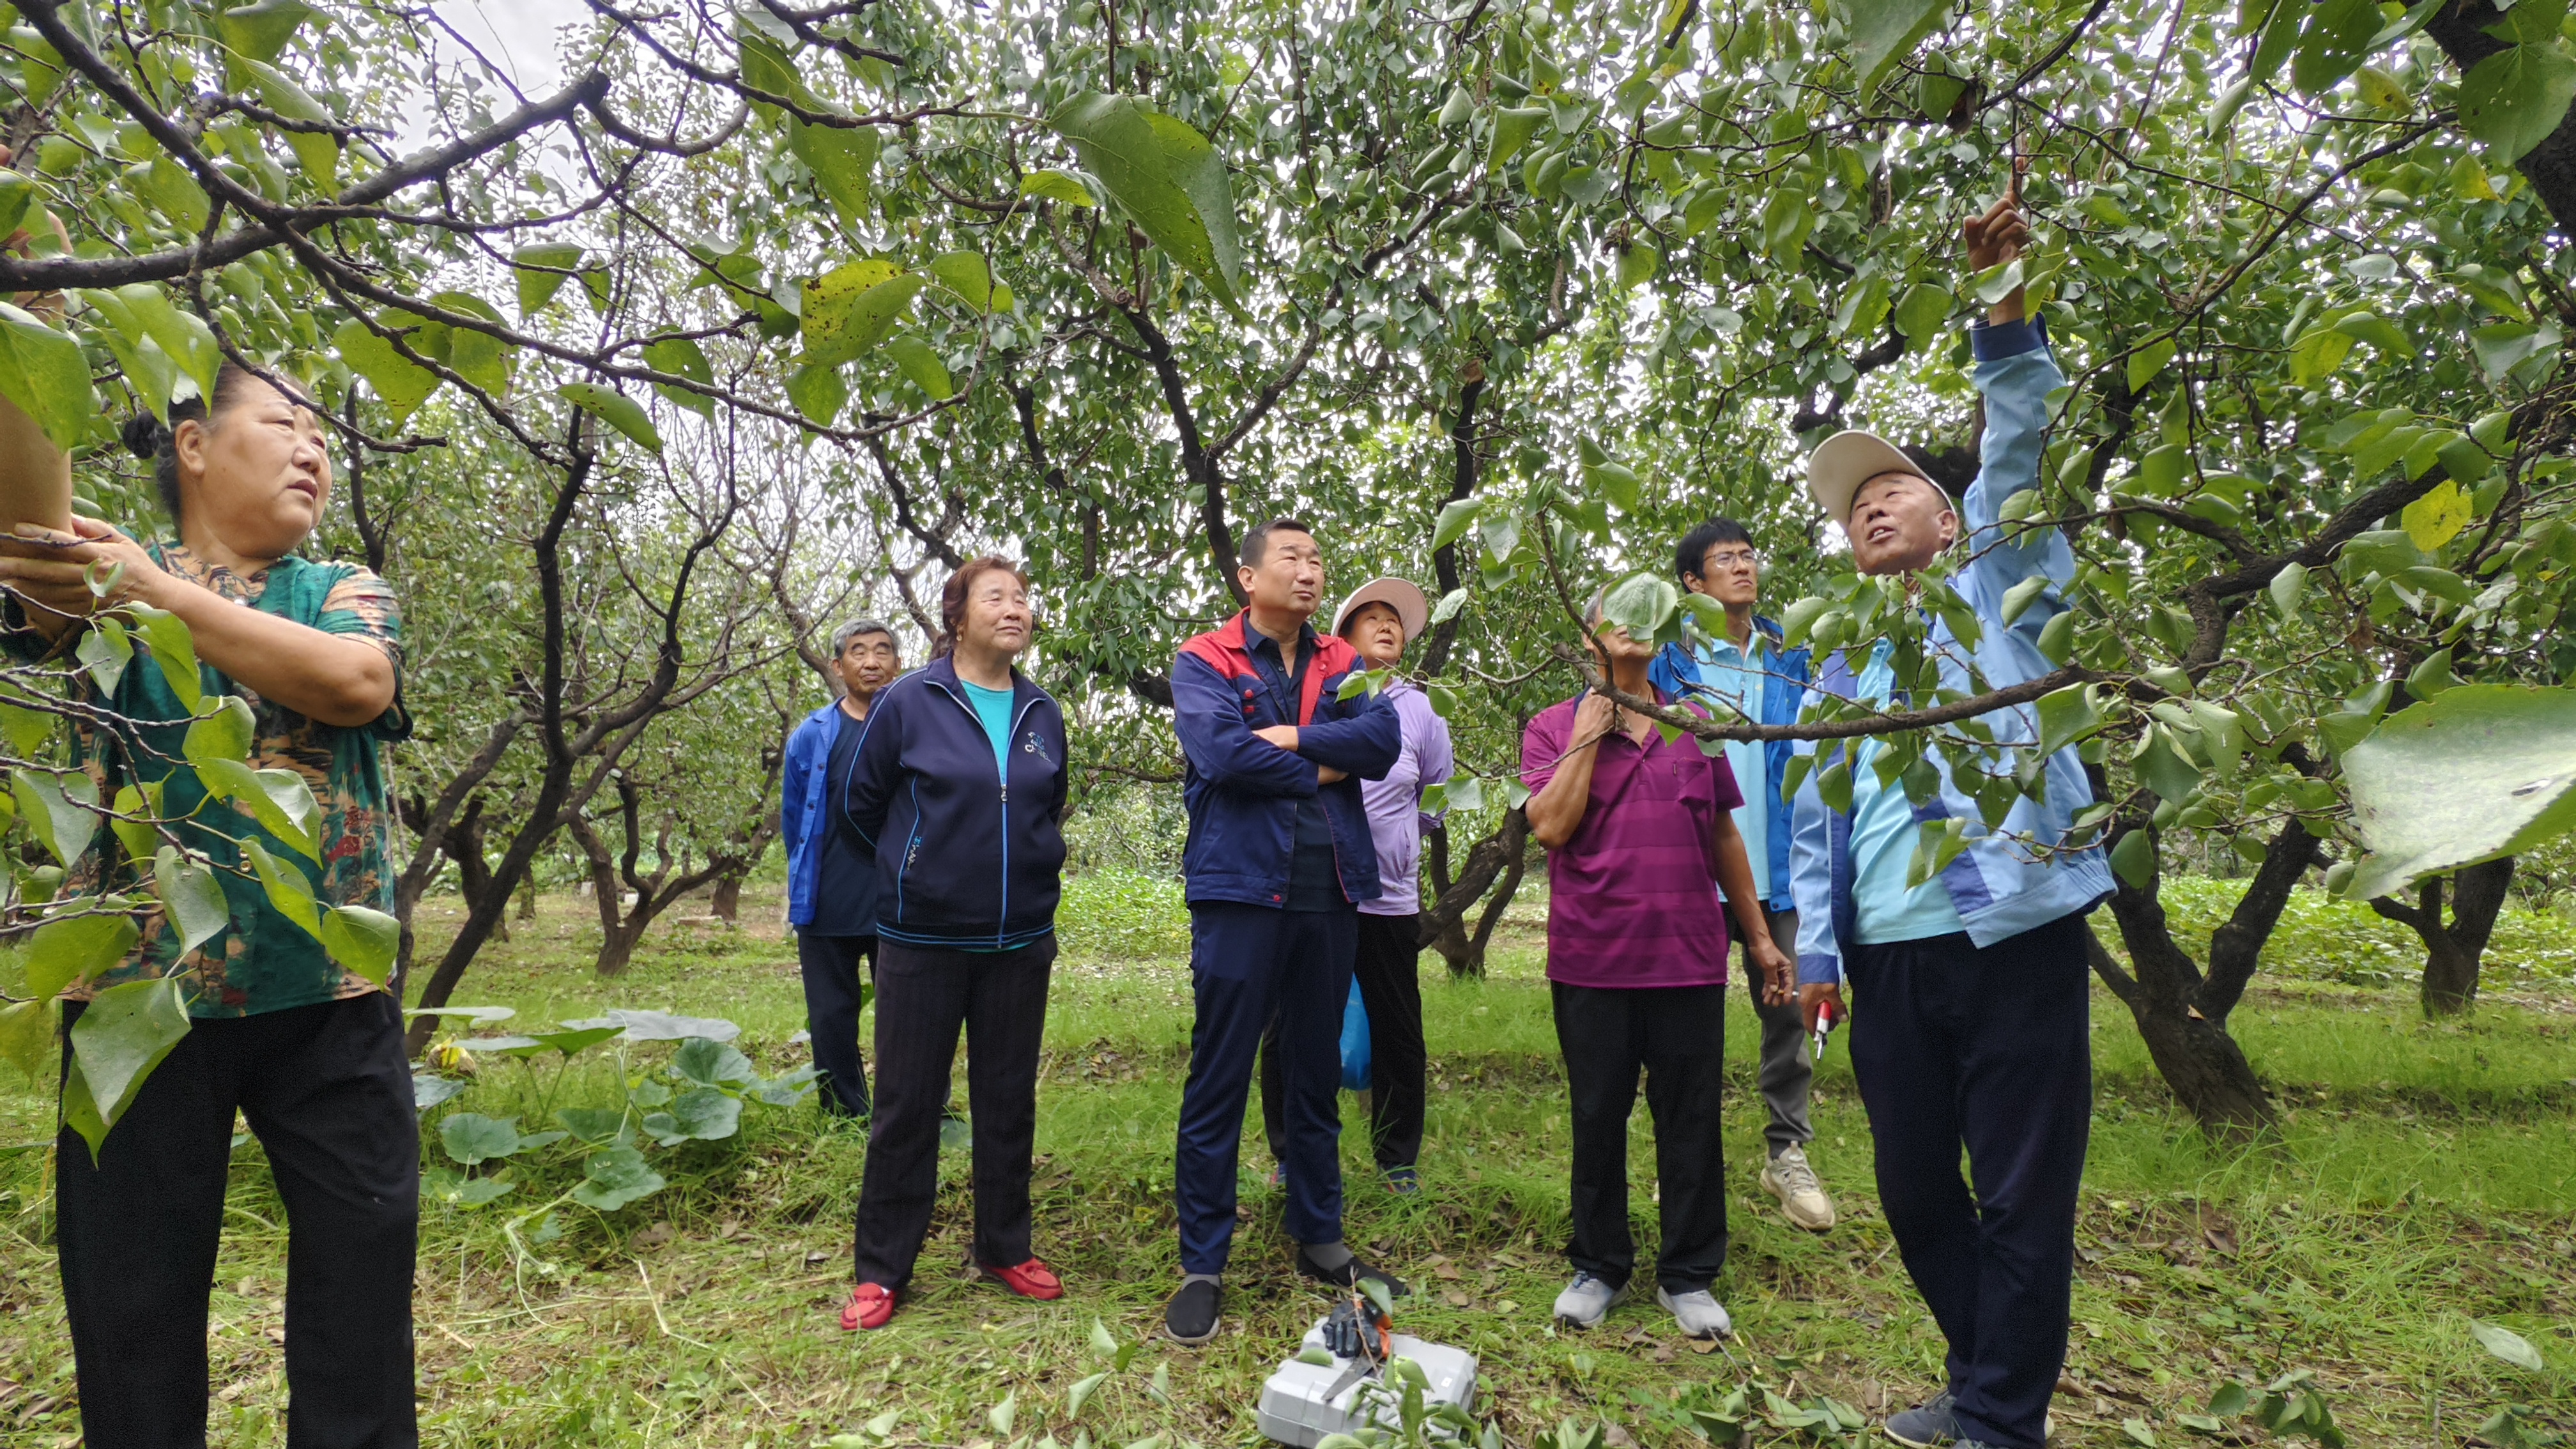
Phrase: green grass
[{"left": 0, "top": 875, "right": 2570, "bottom": 1448}]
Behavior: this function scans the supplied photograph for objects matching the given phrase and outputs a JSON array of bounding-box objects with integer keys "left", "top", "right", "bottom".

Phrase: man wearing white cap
[{"left": 1785, "top": 192, "right": 2112, "bottom": 1449}]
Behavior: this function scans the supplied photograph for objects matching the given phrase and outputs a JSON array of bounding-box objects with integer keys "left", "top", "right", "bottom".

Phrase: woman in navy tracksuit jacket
[{"left": 838, "top": 557, "right": 1069, "bottom": 1330}]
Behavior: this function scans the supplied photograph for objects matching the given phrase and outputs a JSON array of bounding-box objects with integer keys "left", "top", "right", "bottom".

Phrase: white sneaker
[
  {"left": 1761, "top": 1144, "right": 1838, "bottom": 1230},
  {"left": 1552, "top": 1271, "right": 1623, "bottom": 1328},
  {"left": 1656, "top": 1285, "right": 1733, "bottom": 1339}
]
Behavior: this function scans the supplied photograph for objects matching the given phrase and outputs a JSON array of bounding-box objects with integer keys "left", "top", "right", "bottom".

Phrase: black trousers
[
  {"left": 1551, "top": 981, "right": 1729, "bottom": 1293},
  {"left": 1846, "top": 912, "right": 2093, "bottom": 1449},
  {"left": 852, "top": 935, "right": 1055, "bottom": 1289},
  {"left": 797, "top": 930, "right": 875, "bottom": 1117},
  {"left": 56, "top": 992, "right": 419, "bottom": 1449},
  {"left": 1257, "top": 909, "right": 1427, "bottom": 1172}
]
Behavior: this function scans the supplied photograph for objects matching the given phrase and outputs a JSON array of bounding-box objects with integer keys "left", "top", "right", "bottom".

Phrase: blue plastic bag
[{"left": 1338, "top": 979, "right": 1371, "bottom": 1091}]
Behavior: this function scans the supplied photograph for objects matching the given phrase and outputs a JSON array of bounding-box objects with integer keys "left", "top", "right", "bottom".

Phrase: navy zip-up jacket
[
  {"left": 843, "top": 655, "right": 1069, "bottom": 951},
  {"left": 1172, "top": 611, "right": 1402, "bottom": 908}
]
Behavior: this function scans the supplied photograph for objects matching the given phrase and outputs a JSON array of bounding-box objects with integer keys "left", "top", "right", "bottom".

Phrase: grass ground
[{"left": 0, "top": 874, "right": 2570, "bottom": 1449}]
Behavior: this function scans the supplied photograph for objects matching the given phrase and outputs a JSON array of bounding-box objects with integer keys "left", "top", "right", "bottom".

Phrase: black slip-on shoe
[
  {"left": 1163, "top": 1279, "right": 1222, "bottom": 1345},
  {"left": 1294, "top": 1246, "right": 1409, "bottom": 1299}
]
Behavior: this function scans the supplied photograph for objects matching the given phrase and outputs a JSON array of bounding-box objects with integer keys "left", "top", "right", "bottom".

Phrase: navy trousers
[
  {"left": 1845, "top": 911, "right": 2093, "bottom": 1449},
  {"left": 796, "top": 930, "right": 875, "bottom": 1117},
  {"left": 1174, "top": 901, "right": 1356, "bottom": 1276}
]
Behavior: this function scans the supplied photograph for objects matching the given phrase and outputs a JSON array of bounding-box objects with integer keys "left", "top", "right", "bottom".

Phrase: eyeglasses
[{"left": 1703, "top": 549, "right": 1761, "bottom": 570}]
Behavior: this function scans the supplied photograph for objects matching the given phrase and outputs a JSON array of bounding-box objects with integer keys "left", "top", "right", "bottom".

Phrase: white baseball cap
[
  {"left": 1806, "top": 429, "right": 1935, "bottom": 527},
  {"left": 1331, "top": 576, "right": 1429, "bottom": 641}
]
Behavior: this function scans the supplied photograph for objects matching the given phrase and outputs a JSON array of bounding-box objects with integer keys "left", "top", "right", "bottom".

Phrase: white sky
[{"left": 430, "top": 0, "right": 588, "bottom": 96}]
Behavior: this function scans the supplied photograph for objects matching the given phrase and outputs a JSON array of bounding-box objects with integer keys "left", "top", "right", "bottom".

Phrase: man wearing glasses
[{"left": 1648, "top": 520, "right": 1837, "bottom": 1231}]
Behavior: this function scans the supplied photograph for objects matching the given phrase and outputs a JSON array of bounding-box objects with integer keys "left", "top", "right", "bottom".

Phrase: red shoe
[
  {"left": 839, "top": 1283, "right": 897, "bottom": 1330},
  {"left": 976, "top": 1257, "right": 1064, "bottom": 1301}
]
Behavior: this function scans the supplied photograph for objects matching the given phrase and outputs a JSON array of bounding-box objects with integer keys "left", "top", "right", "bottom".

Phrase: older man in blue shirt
[{"left": 1786, "top": 194, "right": 2112, "bottom": 1449}]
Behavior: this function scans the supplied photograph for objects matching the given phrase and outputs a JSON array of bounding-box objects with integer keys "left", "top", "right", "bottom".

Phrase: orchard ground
[{"left": 0, "top": 875, "right": 2570, "bottom": 1448}]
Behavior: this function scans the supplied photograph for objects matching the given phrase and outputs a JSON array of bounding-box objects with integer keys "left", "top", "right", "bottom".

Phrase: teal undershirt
[
  {"left": 959, "top": 678, "right": 1016, "bottom": 777},
  {"left": 1848, "top": 639, "right": 1968, "bottom": 944}
]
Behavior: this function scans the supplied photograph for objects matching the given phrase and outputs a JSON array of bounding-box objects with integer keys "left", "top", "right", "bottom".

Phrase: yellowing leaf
[
  {"left": 801, "top": 261, "right": 924, "bottom": 365},
  {"left": 2401, "top": 479, "right": 2471, "bottom": 552}
]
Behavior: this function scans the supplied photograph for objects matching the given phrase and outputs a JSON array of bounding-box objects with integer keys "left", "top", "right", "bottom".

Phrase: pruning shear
[{"left": 1811, "top": 997, "right": 1838, "bottom": 1062}]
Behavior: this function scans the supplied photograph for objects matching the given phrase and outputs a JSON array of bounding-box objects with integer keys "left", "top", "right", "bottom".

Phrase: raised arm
[
  {"left": 0, "top": 391, "right": 71, "bottom": 545},
  {"left": 1957, "top": 195, "right": 2077, "bottom": 628},
  {"left": 1522, "top": 695, "right": 1612, "bottom": 850}
]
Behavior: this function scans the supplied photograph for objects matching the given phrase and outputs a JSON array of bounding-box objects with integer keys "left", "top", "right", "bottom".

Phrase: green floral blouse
[{"left": 56, "top": 544, "right": 410, "bottom": 1017}]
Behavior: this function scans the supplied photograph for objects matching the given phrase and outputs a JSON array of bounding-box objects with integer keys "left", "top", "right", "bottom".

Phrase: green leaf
[
  {"left": 2209, "top": 1383, "right": 2252, "bottom": 1417},
  {"left": 241, "top": 836, "right": 321, "bottom": 936},
  {"left": 126, "top": 605, "right": 203, "bottom": 711},
  {"left": 2401, "top": 480, "right": 2472, "bottom": 552},
  {"left": 1616, "top": 242, "right": 1660, "bottom": 290},
  {"left": 2110, "top": 829, "right": 2156, "bottom": 889},
  {"left": 513, "top": 243, "right": 586, "bottom": 319},
  {"left": 236, "top": 57, "right": 337, "bottom": 187},
  {"left": 332, "top": 317, "right": 440, "bottom": 422},
  {"left": 2037, "top": 684, "right": 2103, "bottom": 755},
  {"left": 153, "top": 845, "right": 231, "bottom": 957},
  {"left": 787, "top": 117, "right": 879, "bottom": 227},
  {"left": 671, "top": 1037, "right": 760, "bottom": 1087},
  {"left": 2406, "top": 647, "right": 2460, "bottom": 701},
  {"left": 2340, "top": 685, "right": 2576, "bottom": 899},
  {"left": 801, "top": 260, "right": 926, "bottom": 365},
  {"left": 642, "top": 335, "right": 714, "bottom": 418},
  {"left": 1492, "top": 106, "right": 1548, "bottom": 169},
  {"left": 641, "top": 1085, "right": 742, "bottom": 1145},
  {"left": 2331, "top": 310, "right": 2414, "bottom": 355},
  {"left": 439, "top": 1112, "right": 525, "bottom": 1167},
  {"left": 2436, "top": 433, "right": 2495, "bottom": 487},
  {"left": 557, "top": 381, "right": 663, "bottom": 453},
  {"left": 67, "top": 974, "right": 190, "bottom": 1130},
  {"left": 1847, "top": 0, "right": 1952, "bottom": 101},
  {"left": 181, "top": 694, "right": 254, "bottom": 764},
  {"left": 1586, "top": 461, "right": 1641, "bottom": 509},
  {"left": 0, "top": 997, "right": 54, "bottom": 1081},
  {"left": 2469, "top": 1319, "right": 2547, "bottom": 1371},
  {"left": 1066, "top": 1370, "right": 1112, "bottom": 1418},
  {"left": 26, "top": 911, "right": 139, "bottom": 1001},
  {"left": 213, "top": 0, "right": 316, "bottom": 63},
  {"left": 0, "top": 302, "right": 96, "bottom": 452},
  {"left": 1431, "top": 497, "right": 1483, "bottom": 553},
  {"left": 886, "top": 335, "right": 954, "bottom": 399},
  {"left": 2138, "top": 445, "right": 2188, "bottom": 496},
  {"left": 318, "top": 905, "right": 397, "bottom": 985},
  {"left": 2291, "top": 0, "right": 2384, "bottom": 95},
  {"left": 2469, "top": 321, "right": 2562, "bottom": 383},
  {"left": 2000, "top": 574, "right": 2050, "bottom": 625},
  {"left": 2035, "top": 609, "right": 2076, "bottom": 664},
  {"left": 2207, "top": 78, "right": 2255, "bottom": 139},
  {"left": 2269, "top": 562, "right": 2308, "bottom": 619},
  {"left": 1762, "top": 188, "right": 1816, "bottom": 261},
  {"left": 1600, "top": 571, "right": 1678, "bottom": 641},
  {"left": 1019, "top": 169, "right": 1096, "bottom": 206},
  {"left": 1971, "top": 257, "right": 2025, "bottom": 306},
  {"left": 2459, "top": 42, "right": 2576, "bottom": 165},
  {"left": 195, "top": 759, "right": 319, "bottom": 859},
  {"left": 787, "top": 364, "right": 848, "bottom": 429},
  {"left": 132, "top": 155, "right": 211, "bottom": 233},
  {"left": 1050, "top": 93, "right": 1241, "bottom": 308},
  {"left": 13, "top": 767, "right": 97, "bottom": 867},
  {"left": 1892, "top": 281, "right": 1952, "bottom": 341},
  {"left": 926, "top": 251, "right": 1010, "bottom": 313},
  {"left": 2133, "top": 724, "right": 2205, "bottom": 802},
  {"left": 2127, "top": 336, "right": 2177, "bottom": 394}
]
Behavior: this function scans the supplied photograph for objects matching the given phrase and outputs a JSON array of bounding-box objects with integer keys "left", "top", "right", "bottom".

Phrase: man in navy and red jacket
[{"left": 1162, "top": 518, "right": 1404, "bottom": 1346}]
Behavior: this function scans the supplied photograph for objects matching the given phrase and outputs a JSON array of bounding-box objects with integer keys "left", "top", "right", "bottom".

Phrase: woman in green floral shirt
[{"left": 0, "top": 362, "right": 418, "bottom": 1448}]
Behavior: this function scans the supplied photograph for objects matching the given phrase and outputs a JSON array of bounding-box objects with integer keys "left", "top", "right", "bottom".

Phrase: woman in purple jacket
[{"left": 1260, "top": 578, "right": 1454, "bottom": 1193}]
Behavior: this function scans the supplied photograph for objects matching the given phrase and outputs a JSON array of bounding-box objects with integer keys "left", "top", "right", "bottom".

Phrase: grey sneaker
[
  {"left": 1655, "top": 1285, "right": 1733, "bottom": 1339},
  {"left": 1884, "top": 1390, "right": 1958, "bottom": 1448},
  {"left": 1761, "top": 1144, "right": 1839, "bottom": 1230},
  {"left": 1551, "top": 1271, "right": 1623, "bottom": 1328}
]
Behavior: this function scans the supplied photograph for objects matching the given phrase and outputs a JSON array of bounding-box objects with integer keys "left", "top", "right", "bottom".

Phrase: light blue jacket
[
  {"left": 1649, "top": 618, "right": 1811, "bottom": 913},
  {"left": 1788, "top": 317, "right": 2113, "bottom": 985}
]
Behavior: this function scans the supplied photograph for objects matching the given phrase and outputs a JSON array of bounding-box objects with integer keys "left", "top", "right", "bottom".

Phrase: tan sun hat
[
  {"left": 1806, "top": 429, "right": 1933, "bottom": 527},
  {"left": 1331, "top": 576, "right": 1430, "bottom": 642}
]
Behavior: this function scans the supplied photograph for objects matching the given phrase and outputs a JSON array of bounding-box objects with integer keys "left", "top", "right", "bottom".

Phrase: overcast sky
[{"left": 430, "top": 0, "right": 587, "bottom": 96}]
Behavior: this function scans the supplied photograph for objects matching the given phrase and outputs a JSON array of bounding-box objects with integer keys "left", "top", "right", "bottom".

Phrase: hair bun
[{"left": 120, "top": 412, "right": 169, "bottom": 461}]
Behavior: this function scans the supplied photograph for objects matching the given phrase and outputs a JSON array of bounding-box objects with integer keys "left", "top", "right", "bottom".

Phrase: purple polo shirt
[{"left": 1520, "top": 693, "right": 1742, "bottom": 990}]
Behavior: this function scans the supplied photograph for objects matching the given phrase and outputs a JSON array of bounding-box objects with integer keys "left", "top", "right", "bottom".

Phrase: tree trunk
[
  {"left": 2371, "top": 856, "right": 2515, "bottom": 1016},
  {"left": 2428, "top": 3, "right": 2576, "bottom": 236},
  {"left": 1422, "top": 807, "right": 1530, "bottom": 977},
  {"left": 2085, "top": 813, "right": 2322, "bottom": 1138},
  {"left": 710, "top": 873, "right": 743, "bottom": 923}
]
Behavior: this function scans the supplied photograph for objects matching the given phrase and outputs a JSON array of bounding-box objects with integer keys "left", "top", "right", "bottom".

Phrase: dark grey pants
[{"left": 1737, "top": 906, "right": 1814, "bottom": 1157}]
